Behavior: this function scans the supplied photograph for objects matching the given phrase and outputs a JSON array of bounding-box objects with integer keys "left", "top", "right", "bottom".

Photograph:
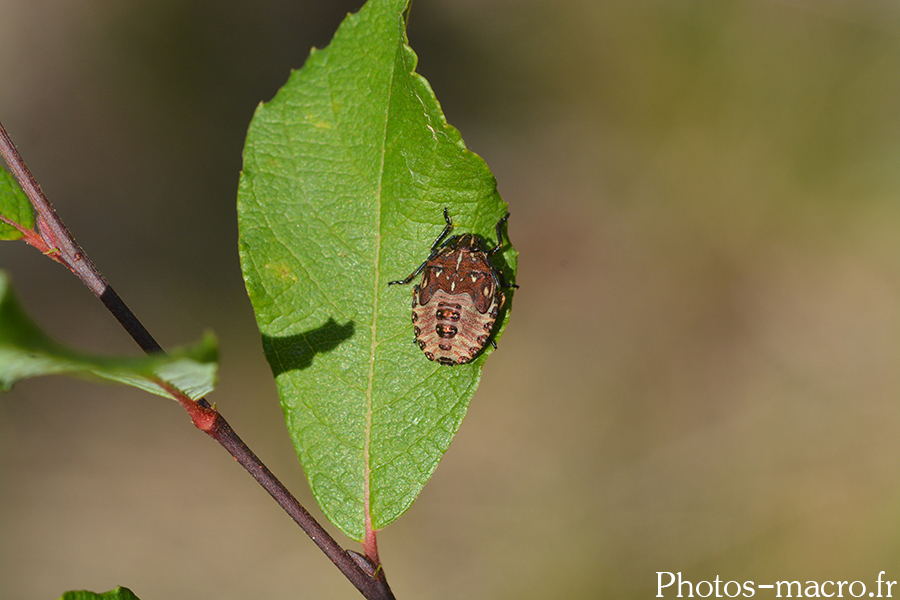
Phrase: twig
[
  {"left": 0, "top": 119, "right": 394, "bottom": 600},
  {"left": 0, "top": 123, "right": 161, "bottom": 353}
]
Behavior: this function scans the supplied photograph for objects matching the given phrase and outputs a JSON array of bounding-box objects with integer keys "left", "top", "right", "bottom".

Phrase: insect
[{"left": 389, "top": 208, "right": 515, "bottom": 366}]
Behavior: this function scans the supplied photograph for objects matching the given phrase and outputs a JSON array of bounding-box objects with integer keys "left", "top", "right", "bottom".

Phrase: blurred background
[{"left": 1, "top": 0, "right": 898, "bottom": 598}]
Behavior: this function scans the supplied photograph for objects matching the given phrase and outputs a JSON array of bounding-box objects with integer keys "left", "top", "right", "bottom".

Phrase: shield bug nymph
[{"left": 389, "top": 208, "right": 515, "bottom": 366}]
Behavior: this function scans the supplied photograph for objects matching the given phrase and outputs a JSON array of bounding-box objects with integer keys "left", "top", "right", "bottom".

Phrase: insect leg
[
  {"left": 494, "top": 269, "right": 518, "bottom": 290},
  {"left": 487, "top": 212, "right": 518, "bottom": 289},
  {"left": 430, "top": 207, "right": 454, "bottom": 252},
  {"left": 488, "top": 212, "right": 511, "bottom": 255},
  {"left": 387, "top": 259, "right": 428, "bottom": 286},
  {"left": 388, "top": 208, "right": 453, "bottom": 286}
]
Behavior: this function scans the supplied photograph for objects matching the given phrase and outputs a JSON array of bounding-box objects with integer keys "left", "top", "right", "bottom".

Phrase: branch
[{"left": 0, "top": 120, "right": 394, "bottom": 600}]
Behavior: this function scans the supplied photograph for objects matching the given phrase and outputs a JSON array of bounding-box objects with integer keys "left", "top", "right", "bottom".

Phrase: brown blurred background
[{"left": 1, "top": 0, "right": 898, "bottom": 598}]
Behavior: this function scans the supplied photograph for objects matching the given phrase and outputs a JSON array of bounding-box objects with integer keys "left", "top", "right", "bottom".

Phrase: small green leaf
[
  {"left": 238, "top": 0, "right": 516, "bottom": 540},
  {"left": 0, "top": 167, "right": 35, "bottom": 240},
  {"left": 59, "top": 587, "right": 141, "bottom": 600},
  {"left": 0, "top": 271, "right": 217, "bottom": 399}
]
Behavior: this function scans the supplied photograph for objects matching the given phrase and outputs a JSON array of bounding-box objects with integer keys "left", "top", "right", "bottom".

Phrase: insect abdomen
[{"left": 412, "top": 288, "right": 502, "bottom": 365}]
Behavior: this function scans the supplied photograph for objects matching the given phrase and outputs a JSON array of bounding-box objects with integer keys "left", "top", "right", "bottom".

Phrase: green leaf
[
  {"left": 59, "top": 587, "right": 141, "bottom": 600},
  {"left": 237, "top": 0, "right": 517, "bottom": 540},
  {"left": 0, "top": 271, "right": 217, "bottom": 399},
  {"left": 0, "top": 167, "right": 35, "bottom": 240}
]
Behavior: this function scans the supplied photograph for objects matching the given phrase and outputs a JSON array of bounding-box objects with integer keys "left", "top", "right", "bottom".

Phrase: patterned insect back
[{"left": 389, "top": 210, "right": 513, "bottom": 366}]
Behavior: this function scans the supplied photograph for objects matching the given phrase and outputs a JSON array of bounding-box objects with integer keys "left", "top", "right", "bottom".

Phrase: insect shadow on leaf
[{"left": 261, "top": 318, "right": 355, "bottom": 376}]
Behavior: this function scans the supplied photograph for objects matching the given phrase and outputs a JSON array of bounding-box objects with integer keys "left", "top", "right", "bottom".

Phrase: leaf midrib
[{"left": 362, "top": 34, "right": 401, "bottom": 536}]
